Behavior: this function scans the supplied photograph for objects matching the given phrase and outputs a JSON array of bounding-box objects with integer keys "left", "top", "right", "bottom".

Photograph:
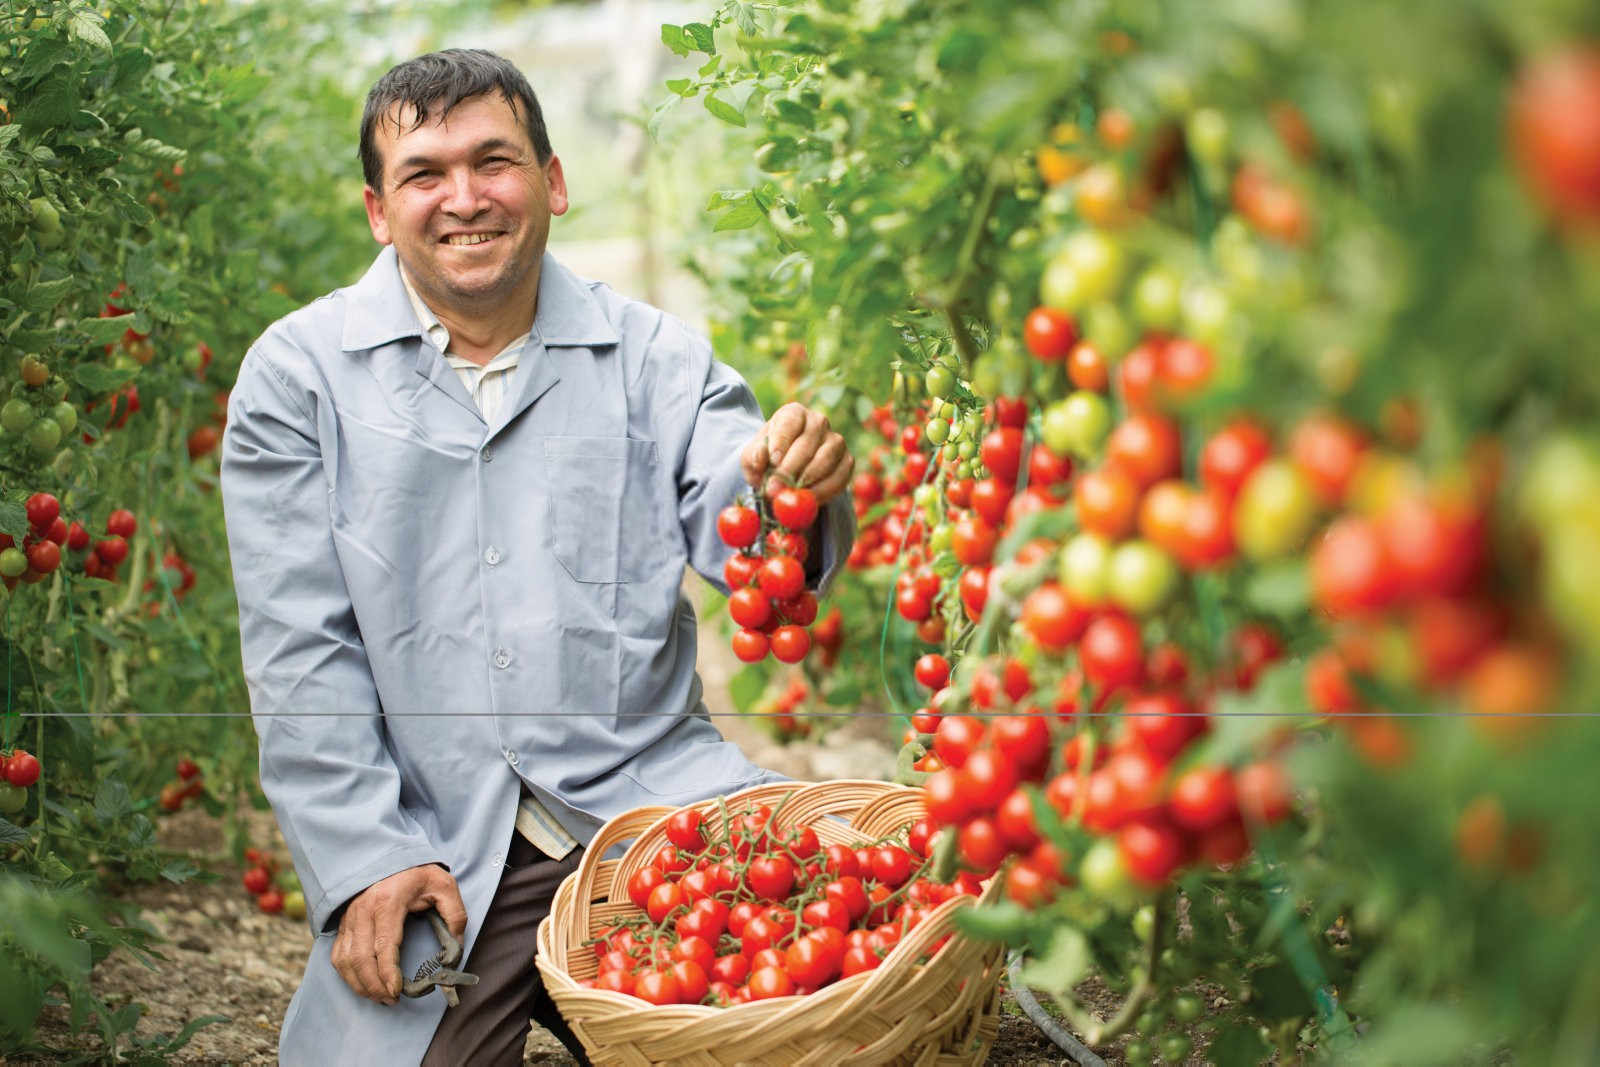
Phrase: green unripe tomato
[
  {"left": 924, "top": 417, "right": 950, "bottom": 445},
  {"left": 1107, "top": 540, "right": 1180, "bottom": 615},
  {"left": 1134, "top": 1008, "right": 1165, "bottom": 1036},
  {"left": 1062, "top": 230, "right": 1127, "bottom": 305},
  {"left": 1080, "top": 838, "right": 1140, "bottom": 910},
  {"left": 924, "top": 363, "right": 956, "bottom": 399},
  {"left": 1170, "top": 994, "right": 1204, "bottom": 1023},
  {"left": 970, "top": 356, "right": 1001, "bottom": 399},
  {"left": 942, "top": 443, "right": 961, "bottom": 463},
  {"left": 1131, "top": 904, "right": 1157, "bottom": 943},
  {"left": 913, "top": 484, "right": 940, "bottom": 511},
  {"left": 1038, "top": 254, "right": 1085, "bottom": 312},
  {"left": 0, "top": 547, "right": 28, "bottom": 578},
  {"left": 927, "top": 524, "right": 953, "bottom": 555},
  {"left": 1045, "top": 391, "right": 1112, "bottom": 457},
  {"left": 1186, "top": 108, "right": 1229, "bottom": 166},
  {"left": 1059, "top": 532, "right": 1112, "bottom": 605},
  {"left": 1083, "top": 301, "right": 1133, "bottom": 360},
  {"left": 1159, "top": 1034, "right": 1193, "bottom": 1063},
  {"left": 1181, "top": 280, "right": 1231, "bottom": 345},
  {"left": 1234, "top": 458, "right": 1319, "bottom": 560},
  {"left": 50, "top": 401, "right": 76, "bottom": 435},
  {"left": 1123, "top": 1039, "right": 1153, "bottom": 1066},
  {"left": 996, "top": 338, "right": 1031, "bottom": 395},
  {"left": 0, "top": 783, "right": 26, "bottom": 815},
  {"left": 1, "top": 398, "right": 33, "bottom": 434},
  {"left": 957, "top": 440, "right": 977, "bottom": 460},
  {"left": 1132, "top": 266, "right": 1182, "bottom": 330},
  {"left": 957, "top": 460, "right": 975, "bottom": 478},
  {"left": 25, "top": 416, "right": 60, "bottom": 455}
]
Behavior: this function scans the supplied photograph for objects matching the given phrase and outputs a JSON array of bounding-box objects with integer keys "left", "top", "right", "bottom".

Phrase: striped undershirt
[{"left": 399, "top": 266, "right": 579, "bottom": 862}]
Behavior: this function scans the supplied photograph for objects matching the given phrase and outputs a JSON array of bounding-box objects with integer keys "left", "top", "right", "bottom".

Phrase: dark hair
[{"left": 358, "top": 49, "right": 553, "bottom": 188}]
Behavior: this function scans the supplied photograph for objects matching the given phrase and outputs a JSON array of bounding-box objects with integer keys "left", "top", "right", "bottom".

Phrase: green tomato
[
  {"left": 1045, "top": 391, "right": 1112, "bottom": 457},
  {"left": 1080, "top": 838, "right": 1140, "bottom": 910},
  {"left": 924, "top": 417, "right": 950, "bottom": 445},
  {"left": 970, "top": 355, "right": 1001, "bottom": 399},
  {"left": 957, "top": 440, "right": 977, "bottom": 460},
  {"left": 1234, "top": 458, "right": 1319, "bottom": 560},
  {"left": 927, "top": 524, "right": 953, "bottom": 556},
  {"left": 1, "top": 398, "right": 33, "bottom": 434},
  {"left": 996, "top": 338, "right": 1031, "bottom": 396},
  {"left": 1185, "top": 108, "right": 1229, "bottom": 166},
  {"left": 0, "top": 783, "right": 26, "bottom": 815},
  {"left": 50, "top": 401, "right": 77, "bottom": 436},
  {"left": 1134, "top": 1008, "right": 1165, "bottom": 1035},
  {"left": 1059, "top": 532, "right": 1112, "bottom": 605},
  {"left": 1170, "top": 994, "right": 1204, "bottom": 1023},
  {"left": 913, "top": 484, "right": 940, "bottom": 511},
  {"left": 1084, "top": 301, "right": 1133, "bottom": 360},
  {"left": 1132, "top": 266, "right": 1182, "bottom": 330},
  {"left": 25, "top": 416, "right": 61, "bottom": 455},
  {"left": 1038, "top": 254, "right": 1085, "bottom": 312},
  {"left": 1519, "top": 433, "right": 1600, "bottom": 527},
  {"left": 942, "top": 443, "right": 961, "bottom": 463},
  {"left": 925, "top": 364, "right": 956, "bottom": 399},
  {"left": 1180, "top": 281, "right": 1231, "bottom": 345},
  {"left": 957, "top": 460, "right": 975, "bottom": 478},
  {"left": 1158, "top": 1034, "right": 1193, "bottom": 1062},
  {"left": 1131, "top": 904, "right": 1157, "bottom": 942},
  {"left": 1123, "top": 1038, "right": 1153, "bottom": 1066},
  {"left": 282, "top": 889, "right": 307, "bottom": 920},
  {"left": 1107, "top": 540, "right": 1180, "bottom": 615},
  {"left": 0, "top": 548, "right": 28, "bottom": 578},
  {"left": 1062, "top": 230, "right": 1127, "bottom": 305}
]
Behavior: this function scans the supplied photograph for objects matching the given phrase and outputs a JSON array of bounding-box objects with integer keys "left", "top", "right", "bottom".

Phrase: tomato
[
  {"left": 1067, "top": 341, "right": 1109, "bottom": 391},
  {"left": 991, "top": 714, "right": 1050, "bottom": 770},
  {"left": 1028, "top": 443, "right": 1074, "bottom": 489},
  {"left": 1178, "top": 488, "right": 1236, "bottom": 569},
  {"left": 766, "top": 486, "right": 816, "bottom": 531},
  {"left": 1023, "top": 306, "right": 1079, "bottom": 362},
  {"left": 626, "top": 865, "right": 667, "bottom": 910},
  {"left": 914, "top": 653, "right": 951, "bottom": 691},
  {"left": 824, "top": 875, "right": 870, "bottom": 921},
  {"left": 1509, "top": 46, "right": 1600, "bottom": 223},
  {"left": 933, "top": 715, "right": 985, "bottom": 770},
  {"left": 104, "top": 508, "right": 137, "bottom": 538},
  {"left": 1200, "top": 419, "right": 1273, "bottom": 500},
  {"left": 821, "top": 844, "right": 861, "bottom": 879},
  {"left": 95, "top": 536, "right": 130, "bottom": 566},
  {"left": 968, "top": 477, "right": 1013, "bottom": 527},
  {"left": 1075, "top": 466, "right": 1140, "bottom": 539},
  {"left": 1235, "top": 761, "right": 1293, "bottom": 824},
  {"left": 664, "top": 808, "right": 707, "bottom": 853},
  {"left": 633, "top": 968, "right": 683, "bottom": 1005},
  {"left": 980, "top": 427, "right": 1025, "bottom": 484},
  {"left": 1117, "top": 340, "right": 1161, "bottom": 410},
  {"left": 785, "top": 931, "right": 843, "bottom": 987},
  {"left": 769, "top": 625, "right": 811, "bottom": 663},
  {"left": 670, "top": 936, "right": 716, "bottom": 973},
  {"left": 1290, "top": 414, "right": 1368, "bottom": 505},
  {"left": 670, "top": 960, "right": 710, "bottom": 1004},
  {"left": 242, "top": 866, "right": 272, "bottom": 895},
  {"left": 1378, "top": 493, "right": 1486, "bottom": 599},
  {"left": 1305, "top": 647, "right": 1361, "bottom": 716},
  {"left": 728, "top": 586, "right": 773, "bottom": 629},
  {"left": 1199, "top": 818, "right": 1252, "bottom": 867},
  {"left": 747, "top": 965, "right": 795, "bottom": 1000},
  {"left": 25, "top": 492, "right": 60, "bottom": 530},
  {"left": 1233, "top": 458, "right": 1319, "bottom": 561},
  {"left": 1156, "top": 337, "right": 1213, "bottom": 400},
  {"left": 1079, "top": 614, "right": 1144, "bottom": 690},
  {"left": 731, "top": 628, "right": 769, "bottom": 662},
  {"left": 1117, "top": 819, "right": 1184, "bottom": 886},
  {"left": 1169, "top": 765, "right": 1237, "bottom": 830},
  {"left": 1079, "top": 838, "right": 1140, "bottom": 907},
  {"left": 1122, "top": 690, "right": 1201, "bottom": 760},
  {"left": 1137, "top": 480, "right": 1191, "bottom": 555},
  {"left": 25, "top": 540, "right": 60, "bottom": 575},
  {"left": 1410, "top": 596, "right": 1505, "bottom": 686},
  {"left": 841, "top": 945, "right": 880, "bottom": 977},
  {"left": 1042, "top": 391, "right": 1111, "bottom": 456},
  {"left": 1106, "top": 540, "right": 1179, "bottom": 615},
  {"left": 65, "top": 521, "right": 89, "bottom": 552},
  {"left": 746, "top": 855, "right": 796, "bottom": 901},
  {"left": 954, "top": 816, "right": 1007, "bottom": 872},
  {"left": 646, "top": 881, "right": 686, "bottom": 924},
  {"left": 870, "top": 845, "right": 915, "bottom": 888},
  {"left": 723, "top": 553, "right": 759, "bottom": 591},
  {"left": 766, "top": 529, "right": 809, "bottom": 561},
  {"left": 709, "top": 953, "right": 750, "bottom": 985},
  {"left": 1311, "top": 515, "right": 1398, "bottom": 617},
  {"left": 757, "top": 555, "right": 806, "bottom": 599},
  {"left": 1106, "top": 413, "right": 1182, "bottom": 490},
  {"left": 961, "top": 749, "right": 1020, "bottom": 811},
  {"left": 1465, "top": 642, "right": 1559, "bottom": 736},
  {"left": 653, "top": 844, "right": 689, "bottom": 876}
]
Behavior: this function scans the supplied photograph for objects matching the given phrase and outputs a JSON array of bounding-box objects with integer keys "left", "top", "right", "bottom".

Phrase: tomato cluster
[
  {"left": 0, "top": 493, "right": 139, "bottom": 589},
  {"left": 156, "top": 756, "right": 208, "bottom": 814},
  {"left": 238, "top": 846, "right": 306, "bottom": 919},
  {"left": 576, "top": 798, "right": 981, "bottom": 1006},
  {"left": 0, "top": 748, "right": 43, "bottom": 817},
  {"left": 719, "top": 486, "right": 824, "bottom": 664}
]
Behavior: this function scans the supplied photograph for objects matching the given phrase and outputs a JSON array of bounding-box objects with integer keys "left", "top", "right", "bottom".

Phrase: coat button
[
  {"left": 504, "top": 749, "right": 519, "bottom": 767},
  {"left": 481, "top": 446, "right": 495, "bottom": 463},
  {"left": 484, "top": 546, "right": 503, "bottom": 566},
  {"left": 493, "top": 648, "right": 512, "bottom": 669}
]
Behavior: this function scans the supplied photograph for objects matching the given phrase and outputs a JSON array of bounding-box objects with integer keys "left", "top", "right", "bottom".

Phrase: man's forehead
[{"left": 379, "top": 92, "right": 524, "bottom": 141}]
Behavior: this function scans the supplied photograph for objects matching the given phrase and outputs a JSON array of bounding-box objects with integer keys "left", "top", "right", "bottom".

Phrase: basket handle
[{"left": 567, "top": 805, "right": 673, "bottom": 915}]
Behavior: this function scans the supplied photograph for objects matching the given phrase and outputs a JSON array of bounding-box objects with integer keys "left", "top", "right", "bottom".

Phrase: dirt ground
[{"left": 14, "top": 598, "right": 1145, "bottom": 1066}]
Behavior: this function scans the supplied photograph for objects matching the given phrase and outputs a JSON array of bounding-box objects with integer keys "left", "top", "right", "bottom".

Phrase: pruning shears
[{"left": 401, "top": 908, "right": 480, "bottom": 1007}]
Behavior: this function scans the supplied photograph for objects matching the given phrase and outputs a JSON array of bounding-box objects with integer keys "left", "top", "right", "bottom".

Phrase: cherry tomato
[
  {"left": 1106, "top": 412, "right": 1182, "bottom": 490},
  {"left": 1236, "top": 761, "right": 1293, "bottom": 824},
  {"left": 1075, "top": 466, "right": 1140, "bottom": 539},
  {"left": 1289, "top": 413, "right": 1368, "bottom": 505},
  {"left": 870, "top": 845, "right": 915, "bottom": 888},
  {"left": 1200, "top": 419, "right": 1272, "bottom": 499},
  {"left": 1117, "top": 819, "right": 1185, "bottom": 886},
  {"left": 646, "top": 881, "right": 686, "bottom": 924},
  {"left": 745, "top": 855, "right": 796, "bottom": 901},
  {"left": 626, "top": 865, "right": 667, "bottom": 911},
  {"left": 747, "top": 965, "right": 795, "bottom": 1000},
  {"left": 772, "top": 486, "right": 819, "bottom": 531},
  {"left": 933, "top": 715, "right": 985, "bottom": 769},
  {"left": 1311, "top": 515, "right": 1397, "bottom": 617},
  {"left": 665, "top": 808, "right": 706, "bottom": 851},
  {"left": 970, "top": 478, "right": 1013, "bottom": 526},
  {"left": 1079, "top": 614, "right": 1144, "bottom": 690},
  {"left": 1509, "top": 46, "right": 1600, "bottom": 223},
  {"left": 731, "top": 628, "right": 769, "bottom": 662},
  {"left": 105, "top": 508, "right": 137, "bottom": 538},
  {"left": 980, "top": 427, "right": 1025, "bottom": 484},
  {"left": 757, "top": 555, "right": 806, "bottom": 599},
  {"left": 824, "top": 875, "right": 870, "bottom": 921},
  {"left": 1068, "top": 341, "right": 1109, "bottom": 391},
  {"left": 1023, "top": 306, "right": 1079, "bottom": 362},
  {"left": 914, "top": 653, "right": 951, "bottom": 691},
  {"left": 769, "top": 625, "right": 811, "bottom": 663},
  {"left": 728, "top": 586, "right": 773, "bottom": 629},
  {"left": 633, "top": 968, "right": 683, "bottom": 1005},
  {"left": 1169, "top": 765, "right": 1238, "bottom": 830},
  {"left": 717, "top": 505, "right": 760, "bottom": 548},
  {"left": 25, "top": 493, "right": 60, "bottom": 530}
]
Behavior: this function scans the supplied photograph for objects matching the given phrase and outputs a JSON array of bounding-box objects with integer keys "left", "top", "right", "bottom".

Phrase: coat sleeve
[
  {"left": 675, "top": 333, "right": 855, "bottom": 597},
  {"left": 221, "top": 344, "right": 448, "bottom": 934}
]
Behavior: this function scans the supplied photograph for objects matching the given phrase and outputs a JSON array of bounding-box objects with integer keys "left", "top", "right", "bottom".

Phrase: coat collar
[{"left": 340, "top": 245, "right": 621, "bottom": 352}]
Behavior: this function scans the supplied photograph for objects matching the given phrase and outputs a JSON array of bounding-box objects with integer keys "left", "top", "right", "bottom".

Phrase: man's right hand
[{"left": 331, "top": 863, "right": 468, "bottom": 1005}]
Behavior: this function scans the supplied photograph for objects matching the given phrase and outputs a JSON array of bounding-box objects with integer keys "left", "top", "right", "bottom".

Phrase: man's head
[{"left": 359, "top": 50, "right": 567, "bottom": 316}]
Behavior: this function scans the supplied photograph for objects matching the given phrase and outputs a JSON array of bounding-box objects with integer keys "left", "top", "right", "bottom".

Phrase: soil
[{"left": 13, "top": 587, "right": 1158, "bottom": 1066}]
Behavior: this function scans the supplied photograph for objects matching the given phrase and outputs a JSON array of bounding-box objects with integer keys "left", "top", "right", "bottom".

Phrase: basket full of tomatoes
[{"left": 534, "top": 780, "right": 1005, "bottom": 1065}]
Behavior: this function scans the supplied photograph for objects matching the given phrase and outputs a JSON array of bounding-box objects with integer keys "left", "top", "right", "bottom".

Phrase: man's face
[{"left": 363, "top": 93, "right": 567, "bottom": 312}]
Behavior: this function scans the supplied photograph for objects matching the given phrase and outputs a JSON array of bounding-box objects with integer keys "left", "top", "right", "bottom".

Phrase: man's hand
[
  {"left": 331, "top": 864, "right": 467, "bottom": 1005},
  {"left": 741, "top": 402, "right": 855, "bottom": 504}
]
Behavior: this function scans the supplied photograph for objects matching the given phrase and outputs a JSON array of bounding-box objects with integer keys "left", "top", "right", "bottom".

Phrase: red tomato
[
  {"left": 25, "top": 493, "right": 60, "bottom": 530},
  {"left": 950, "top": 513, "right": 999, "bottom": 567},
  {"left": 710, "top": 953, "right": 749, "bottom": 985},
  {"left": 666, "top": 808, "right": 706, "bottom": 851},
  {"left": 1106, "top": 412, "right": 1183, "bottom": 490},
  {"left": 746, "top": 855, "right": 796, "bottom": 901},
  {"left": 980, "top": 427, "right": 1025, "bottom": 484},
  {"left": 957, "top": 816, "right": 1009, "bottom": 871},
  {"left": 824, "top": 875, "right": 870, "bottom": 921},
  {"left": 1023, "top": 306, "right": 1079, "bottom": 362},
  {"left": 992, "top": 396, "right": 1029, "bottom": 428},
  {"left": 105, "top": 509, "right": 137, "bottom": 538},
  {"left": 731, "top": 628, "right": 769, "bottom": 662},
  {"left": 242, "top": 866, "right": 272, "bottom": 895},
  {"left": 626, "top": 865, "right": 667, "bottom": 911},
  {"left": 960, "top": 749, "right": 1019, "bottom": 811},
  {"left": 1020, "top": 582, "right": 1092, "bottom": 651},
  {"left": 671, "top": 960, "right": 709, "bottom": 1004},
  {"left": 767, "top": 529, "right": 809, "bottom": 561},
  {"left": 646, "top": 881, "right": 686, "bottom": 924},
  {"left": 724, "top": 553, "right": 760, "bottom": 590},
  {"left": 1236, "top": 761, "right": 1293, "bottom": 824},
  {"left": 1311, "top": 516, "right": 1397, "bottom": 617},
  {"left": 1117, "top": 820, "right": 1185, "bottom": 885},
  {"left": 970, "top": 478, "right": 1013, "bottom": 526},
  {"left": 777, "top": 590, "right": 819, "bottom": 626},
  {"left": 26, "top": 540, "right": 60, "bottom": 574},
  {"left": 757, "top": 555, "right": 806, "bottom": 599},
  {"left": 1178, "top": 488, "right": 1236, "bottom": 569},
  {"left": 1509, "top": 46, "right": 1600, "bottom": 223},
  {"left": 1118, "top": 341, "right": 1162, "bottom": 410},
  {"left": 923, "top": 767, "right": 972, "bottom": 826},
  {"left": 672, "top": 936, "right": 716, "bottom": 972},
  {"left": 653, "top": 844, "right": 688, "bottom": 876},
  {"left": 1198, "top": 818, "right": 1252, "bottom": 867},
  {"left": 933, "top": 715, "right": 985, "bottom": 769},
  {"left": 65, "top": 521, "right": 90, "bottom": 551},
  {"left": 1229, "top": 622, "right": 1285, "bottom": 690},
  {"left": 772, "top": 486, "right": 820, "bottom": 531},
  {"left": 914, "top": 653, "right": 951, "bottom": 690},
  {"left": 769, "top": 625, "right": 812, "bottom": 663},
  {"left": 728, "top": 586, "right": 773, "bottom": 628},
  {"left": 870, "top": 845, "right": 915, "bottom": 888},
  {"left": 1200, "top": 419, "right": 1273, "bottom": 499},
  {"left": 1075, "top": 467, "right": 1140, "bottom": 538},
  {"left": 1378, "top": 493, "right": 1486, "bottom": 599},
  {"left": 1145, "top": 642, "right": 1190, "bottom": 687},
  {"left": 740, "top": 914, "right": 783, "bottom": 956},
  {"left": 990, "top": 714, "right": 1050, "bottom": 770},
  {"left": 1079, "top": 614, "right": 1145, "bottom": 690},
  {"left": 1122, "top": 690, "right": 1202, "bottom": 760},
  {"left": 1306, "top": 647, "right": 1361, "bottom": 716},
  {"left": 801, "top": 898, "right": 851, "bottom": 932},
  {"left": 1409, "top": 596, "right": 1505, "bottom": 686},
  {"left": 747, "top": 965, "right": 795, "bottom": 1000},
  {"left": 1006, "top": 859, "right": 1058, "bottom": 908},
  {"left": 1169, "top": 766, "right": 1238, "bottom": 831},
  {"left": 995, "top": 787, "right": 1042, "bottom": 850},
  {"left": 785, "top": 930, "right": 844, "bottom": 986},
  {"left": 634, "top": 968, "right": 683, "bottom": 1005},
  {"left": 822, "top": 844, "right": 860, "bottom": 878},
  {"left": 1157, "top": 338, "right": 1213, "bottom": 399},
  {"left": 841, "top": 945, "right": 880, "bottom": 977},
  {"left": 595, "top": 968, "right": 635, "bottom": 995},
  {"left": 1289, "top": 413, "right": 1368, "bottom": 505},
  {"left": 1068, "top": 341, "right": 1110, "bottom": 391},
  {"left": 1028, "top": 443, "right": 1074, "bottom": 488},
  {"left": 717, "top": 505, "right": 760, "bottom": 548}
]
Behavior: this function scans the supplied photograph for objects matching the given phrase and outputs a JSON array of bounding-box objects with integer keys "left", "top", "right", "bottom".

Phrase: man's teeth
[{"left": 444, "top": 233, "right": 496, "bottom": 246}]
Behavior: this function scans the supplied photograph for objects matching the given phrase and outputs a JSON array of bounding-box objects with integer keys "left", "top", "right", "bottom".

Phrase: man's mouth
[{"left": 440, "top": 231, "right": 503, "bottom": 247}]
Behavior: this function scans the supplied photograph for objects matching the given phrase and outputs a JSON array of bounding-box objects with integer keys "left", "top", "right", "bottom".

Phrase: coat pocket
[{"left": 543, "top": 435, "right": 667, "bottom": 584}]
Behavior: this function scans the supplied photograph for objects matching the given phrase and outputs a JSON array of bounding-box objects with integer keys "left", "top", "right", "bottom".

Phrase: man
[{"left": 220, "top": 49, "right": 854, "bottom": 1066}]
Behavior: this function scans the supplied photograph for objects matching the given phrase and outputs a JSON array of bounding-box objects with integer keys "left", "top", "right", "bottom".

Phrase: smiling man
[{"left": 220, "top": 50, "right": 853, "bottom": 1066}]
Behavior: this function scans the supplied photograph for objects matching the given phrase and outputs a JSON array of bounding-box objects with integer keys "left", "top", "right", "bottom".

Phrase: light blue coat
[{"left": 219, "top": 246, "right": 852, "bottom": 1065}]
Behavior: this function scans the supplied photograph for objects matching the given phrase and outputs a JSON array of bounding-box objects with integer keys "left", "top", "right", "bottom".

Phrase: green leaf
[
  {"left": 708, "top": 191, "right": 764, "bottom": 231},
  {"left": 1247, "top": 959, "right": 1317, "bottom": 1021},
  {"left": 664, "top": 78, "right": 693, "bottom": 97},
  {"left": 1019, "top": 924, "right": 1090, "bottom": 995},
  {"left": 0, "top": 817, "right": 30, "bottom": 845},
  {"left": 75, "top": 315, "right": 135, "bottom": 345},
  {"left": 0, "top": 501, "right": 27, "bottom": 541},
  {"left": 954, "top": 900, "right": 1031, "bottom": 943},
  {"left": 93, "top": 779, "right": 132, "bottom": 823},
  {"left": 703, "top": 92, "right": 746, "bottom": 128},
  {"left": 728, "top": 661, "right": 768, "bottom": 712},
  {"left": 73, "top": 363, "right": 139, "bottom": 394},
  {"left": 684, "top": 22, "right": 716, "bottom": 53},
  {"left": 160, "top": 859, "right": 200, "bottom": 884},
  {"left": 660, "top": 24, "right": 691, "bottom": 58},
  {"left": 23, "top": 277, "right": 74, "bottom": 312},
  {"left": 67, "top": 10, "right": 111, "bottom": 49},
  {"left": 0, "top": 124, "right": 22, "bottom": 149},
  {"left": 1208, "top": 1022, "right": 1272, "bottom": 1065},
  {"left": 1244, "top": 559, "right": 1312, "bottom": 618}
]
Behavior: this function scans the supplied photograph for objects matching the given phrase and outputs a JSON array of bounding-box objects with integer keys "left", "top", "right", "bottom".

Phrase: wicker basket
[{"left": 534, "top": 779, "right": 1006, "bottom": 1066}]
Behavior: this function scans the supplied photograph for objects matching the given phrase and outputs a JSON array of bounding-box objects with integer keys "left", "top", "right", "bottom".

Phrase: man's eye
[
  {"left": 402, "top": 171, "right": 436, "bottom": 185},
  {"left": 481, "top": 157, "right": 511, "bottom": 168}
]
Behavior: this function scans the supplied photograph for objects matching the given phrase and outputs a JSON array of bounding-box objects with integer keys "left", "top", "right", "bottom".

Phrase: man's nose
[{"left": 439, "top": 169, "right": 488, "bottom": 218}]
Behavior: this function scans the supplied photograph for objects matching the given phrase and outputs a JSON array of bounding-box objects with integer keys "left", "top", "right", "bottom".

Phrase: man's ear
[
  {"left": 545, "top": 154, "right": 569, "bottom": 217},
  {"left": 363, "top": 185, "right": 393, "bottom": 245}
]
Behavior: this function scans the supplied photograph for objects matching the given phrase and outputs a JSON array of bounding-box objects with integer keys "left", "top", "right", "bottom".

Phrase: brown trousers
[{"left": 421, "top": 831, "right": 590, "bottom": 1066}]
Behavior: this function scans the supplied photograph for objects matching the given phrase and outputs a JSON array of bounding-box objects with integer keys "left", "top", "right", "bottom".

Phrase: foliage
[{"left": 664, "top": 0, "right": 1600, "bottom": 1061}]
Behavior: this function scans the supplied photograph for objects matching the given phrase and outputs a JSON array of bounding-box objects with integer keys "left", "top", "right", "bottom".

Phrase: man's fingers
[
  {"left": 764, "top": 403, "right": 809, "bottom": 469},
  {"left": 796, "top": 434, "right": 849, "bottom": 497},
  {"left": 420, "top": 874, "right": 469, "bottom": 940},
  {"left": 810, "top": 452, "right": 854, "bottom": 504},
  {"left": 778, "top": 412, "right": 830, "bottom": 484},
  {"left": 349, "top": 906, "right": 393, "bottom": 1003},
  {"left": 740, "top": 431, "right": 770, "bottom": 488},
  {"left": 372, "top": 901, "right": 406, "bottom": 1002}
]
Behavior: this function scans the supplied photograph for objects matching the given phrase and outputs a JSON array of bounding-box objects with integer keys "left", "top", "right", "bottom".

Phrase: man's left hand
[{"left": 741, "top": 402, "right": 854, "bottom": 504}]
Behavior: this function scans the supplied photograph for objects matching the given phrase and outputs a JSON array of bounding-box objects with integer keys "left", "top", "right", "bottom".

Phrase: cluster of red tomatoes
[
  {"left": 719, "top": 485, "right": 824, "bottom": 664},
  {"left": 0, "top": 493, "right": 137, "bottom": 588},
  {"left": 239, "top": 846, "right": 306, "bottom": 919},
  {"left": 0, "top": 747, "right": 43, "bottom": 816},
  {"left": 844, "top": 406, "right": 933, "bottom": 578},
  {"left": 156, "top": 756, "right": 207, "bottom": 813},
  {"left": 576, "top": 800, "right": 980, "bottom": 1005}
]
